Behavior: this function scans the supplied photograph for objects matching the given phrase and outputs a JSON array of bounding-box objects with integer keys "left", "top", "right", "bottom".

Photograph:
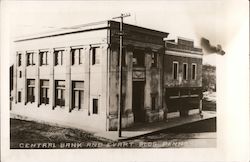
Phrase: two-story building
[{"left": 11, "top": 20, "right": 203, "bottom": 131}]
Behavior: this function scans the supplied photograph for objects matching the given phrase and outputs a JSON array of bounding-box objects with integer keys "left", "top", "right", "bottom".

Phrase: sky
[{"left": 3, "top": 0, "right": 248, "bottom": 66}]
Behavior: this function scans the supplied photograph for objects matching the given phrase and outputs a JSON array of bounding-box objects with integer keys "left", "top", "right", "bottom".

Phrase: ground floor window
[
  {"left": 72, "top": 81, "right": 84, "bottom": 110},
  {"left": 18, "top": 91, "right": 21, "bottom": 102},
  {"left": 40, "top": 80, "right": 49, "bottom": 105},
  {"left": 55, "top": 80, "right": 65, "bottom": 107},
  {"left": 27, "top": 79, "right": 35, "bottom": 103},
  {"left": 93, "top": 98, "right": 98, "bottom": 114}
]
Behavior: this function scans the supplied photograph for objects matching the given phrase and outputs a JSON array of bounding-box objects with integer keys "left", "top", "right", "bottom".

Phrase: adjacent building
[{"left": 11, "top": 20, "right": 203, "bottom": 131}]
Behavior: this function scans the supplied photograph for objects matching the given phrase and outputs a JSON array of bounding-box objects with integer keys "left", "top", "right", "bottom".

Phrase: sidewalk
[{"left": 94, "top": 111, "right": 216, "bottom": 141}]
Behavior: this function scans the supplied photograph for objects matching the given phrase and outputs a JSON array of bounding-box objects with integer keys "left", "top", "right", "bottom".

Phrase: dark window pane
[
  {"left": 183, "top": 64, "right": 188, "bottom": 80},
  {"left": 92, "top": 47, "right": 100, "bottom": 65},
  {"left": 18, "top": 54, "right": 22, "bottom": 66},
  {"left": 133, "top": 49, "right": 144, "bottom": 67},
  {"left": 192, "top": 64, "right": 196, "bottom": 80},
  {"left": 18, "top": 91, "right": 21, "bottom": 102},
  {"left": 173, "top": 62, "right": 178, "bottom": 80},
  {"left": 93, "top": 99, "right": 98, "bottom": 114}
]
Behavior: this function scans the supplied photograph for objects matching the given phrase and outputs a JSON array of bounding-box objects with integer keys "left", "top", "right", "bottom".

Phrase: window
[
  {"left": 19, "top": 71, "right": 22, "bottom": 78},
  {"left": 183, "top": 63, "right": 188, "bottom": 80},
  {"left": 40, "top": 51, "right": 48, "bottom": 65},
  {"left": 72, "top": 81, "right": 84, "bottom": 110},
  {"left": 27, "top": 79, "right": 35, "bottom": 103},
  {"left": 72, "top": 48, "right": 83, "bottom": 65},
  {"left": 93, "top": 98, "right": 98, "bottom": 114},
  {"left": 40, "top": 80, "right": 49, "bottom": 105},
  {"left": 133, "top": 49, "right": 145, "bottom": 67},
  {"left": 173, "top": 62, "right": 179, "bottom": 80},
  {"left": 27, "top": 52, "right": 35, "bottom": 66},
  {"left": 92, "top": 47, "right": 101, "bottom": 65},
  {"left": 151, "top": 94, "right": 157, "bottom": 110},
  {"left": 151, "top": 52, "right": 157, "bottom": 67},
  {"left": 18, "top": 53, "right": 22, "bottom": 66},
  {"left": 55, "top": 80, "right": 65, "bottom": 107},
  {"left": 192, "top": 64, "right": 197, "bottom": 80},
  {"left": 54, "top": 50, "right": 64, "bottom": 66},
  {"left": 18, "top": 91, "right": 21, "bottom": 102}
]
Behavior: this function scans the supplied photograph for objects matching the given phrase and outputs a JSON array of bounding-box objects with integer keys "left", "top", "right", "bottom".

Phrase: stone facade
[{"left": 11, "top": 20, "right": 203, "bottom": 131}]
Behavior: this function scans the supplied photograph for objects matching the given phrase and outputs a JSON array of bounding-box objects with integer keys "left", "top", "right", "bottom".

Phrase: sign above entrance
[{"left": 132, "top": 68, "right": 145, "bottom": 81}]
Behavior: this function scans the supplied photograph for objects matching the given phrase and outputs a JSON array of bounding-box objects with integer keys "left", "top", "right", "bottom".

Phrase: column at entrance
[{"left": 122, "top": 45, "right": 134, "bottom": 127}]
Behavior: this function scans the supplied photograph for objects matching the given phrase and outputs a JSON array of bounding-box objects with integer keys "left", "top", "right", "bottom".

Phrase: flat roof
[{"left": 14, "top": 20, "right": 169, "bottom": 42}]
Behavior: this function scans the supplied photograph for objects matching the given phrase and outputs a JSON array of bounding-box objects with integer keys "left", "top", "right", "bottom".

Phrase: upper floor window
[
  {"left": 151, "top": 52, "right": 158, "bottom": 67},
  {"left": 18, "top": 53, "right": 22, "bottom": 66},
  {"left": 133, "top": 49, "right": 145, "bottom": 67},
  {"left": 40, "top": 51, "right": 48, "bottom": 66},
  {"left": 173, "top": 62, "right": 179, "bottom": 80},
  {"left": 54, "top": 50, "right": 64, "bottom": 66},
  {"left": 92, "top": 47, "right": 101, "bottom": 65},
  {"left": 72, "top": 48, "right": 83, "bottom": 65},
  {"left": 191, "top": 63, "right": 197, "bottom": 80},
  {"left": 183, "top": 63, "right": 188, "bottom": 80},
  {"left": 27, "top": 52, "right": 35, "bottom": 66}
]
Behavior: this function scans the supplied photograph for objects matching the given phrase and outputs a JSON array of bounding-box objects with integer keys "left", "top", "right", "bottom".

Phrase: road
[{"left": 10, "top": 118, "right": 216, "bottom": 149}]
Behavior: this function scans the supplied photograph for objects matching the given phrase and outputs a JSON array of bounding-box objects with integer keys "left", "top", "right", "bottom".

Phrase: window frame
[
  {"left": 27, "top": 79, "right": 35, "bottom": 103},
  {"left": 54, "top": 50, "right": 64, "bottom": 66},
  {"left": 172, "top": 61, "right": 179, "bottom": 80},
  {"left": 191, "top": 63, "right": 197, "bottom": 80},
  {"left": 92, "top": 98, "right": 98, "bottom": 114},
  {"left": 40, "top": 51, "right": 48, "bottom": 66},
  {"left": 18, "top": 53, "right": 22, "bottom": 66},
  {"left": 18, "top": 91, "right": 21, "bottom": 102},
  {"left": 27, "top": 52, "right": 35, "bottom": 66},
  {"left": 92, "top": 47, "right": 101, "bottom": 65},
  {"left": 183, "top": 63, "right": 188, "bottom": 80},
  {"left": 55, "top": 80, "right": 66, "bottom": 107},
  {"left": 40, "top": 80, "right": 49, "bottom": 105},
  {"left": 72, "top": 81, "right": 84, "bottom": 110},
  {"left": 133, "top": 49, "right": 145, "bottom": 67},
  {"left": 71, "top": 48, "right": 83, "bottom": 65}
]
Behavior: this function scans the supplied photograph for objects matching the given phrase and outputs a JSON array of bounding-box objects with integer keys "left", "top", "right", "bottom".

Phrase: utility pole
[{"left": 113, "top": 13, "right": 131, "bottom": 137}]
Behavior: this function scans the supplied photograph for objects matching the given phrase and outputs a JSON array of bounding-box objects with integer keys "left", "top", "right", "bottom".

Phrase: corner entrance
[{"left": 132, "top": 81, "right": 145, "bottom": 123}]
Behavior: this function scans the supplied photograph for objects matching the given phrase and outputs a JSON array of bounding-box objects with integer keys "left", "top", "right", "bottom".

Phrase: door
[{"left": 132, "top": 81, "right": 145, "bottom": 123}]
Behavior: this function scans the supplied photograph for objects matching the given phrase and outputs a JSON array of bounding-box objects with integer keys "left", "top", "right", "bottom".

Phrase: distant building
[{"left": 11, "top": 20, "right": 203, "bottom": 131}]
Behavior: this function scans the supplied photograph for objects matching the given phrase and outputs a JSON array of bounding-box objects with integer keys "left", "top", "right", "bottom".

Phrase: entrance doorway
[{"left": 132, "top": 81, "right": 145, "bottom": 123}]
